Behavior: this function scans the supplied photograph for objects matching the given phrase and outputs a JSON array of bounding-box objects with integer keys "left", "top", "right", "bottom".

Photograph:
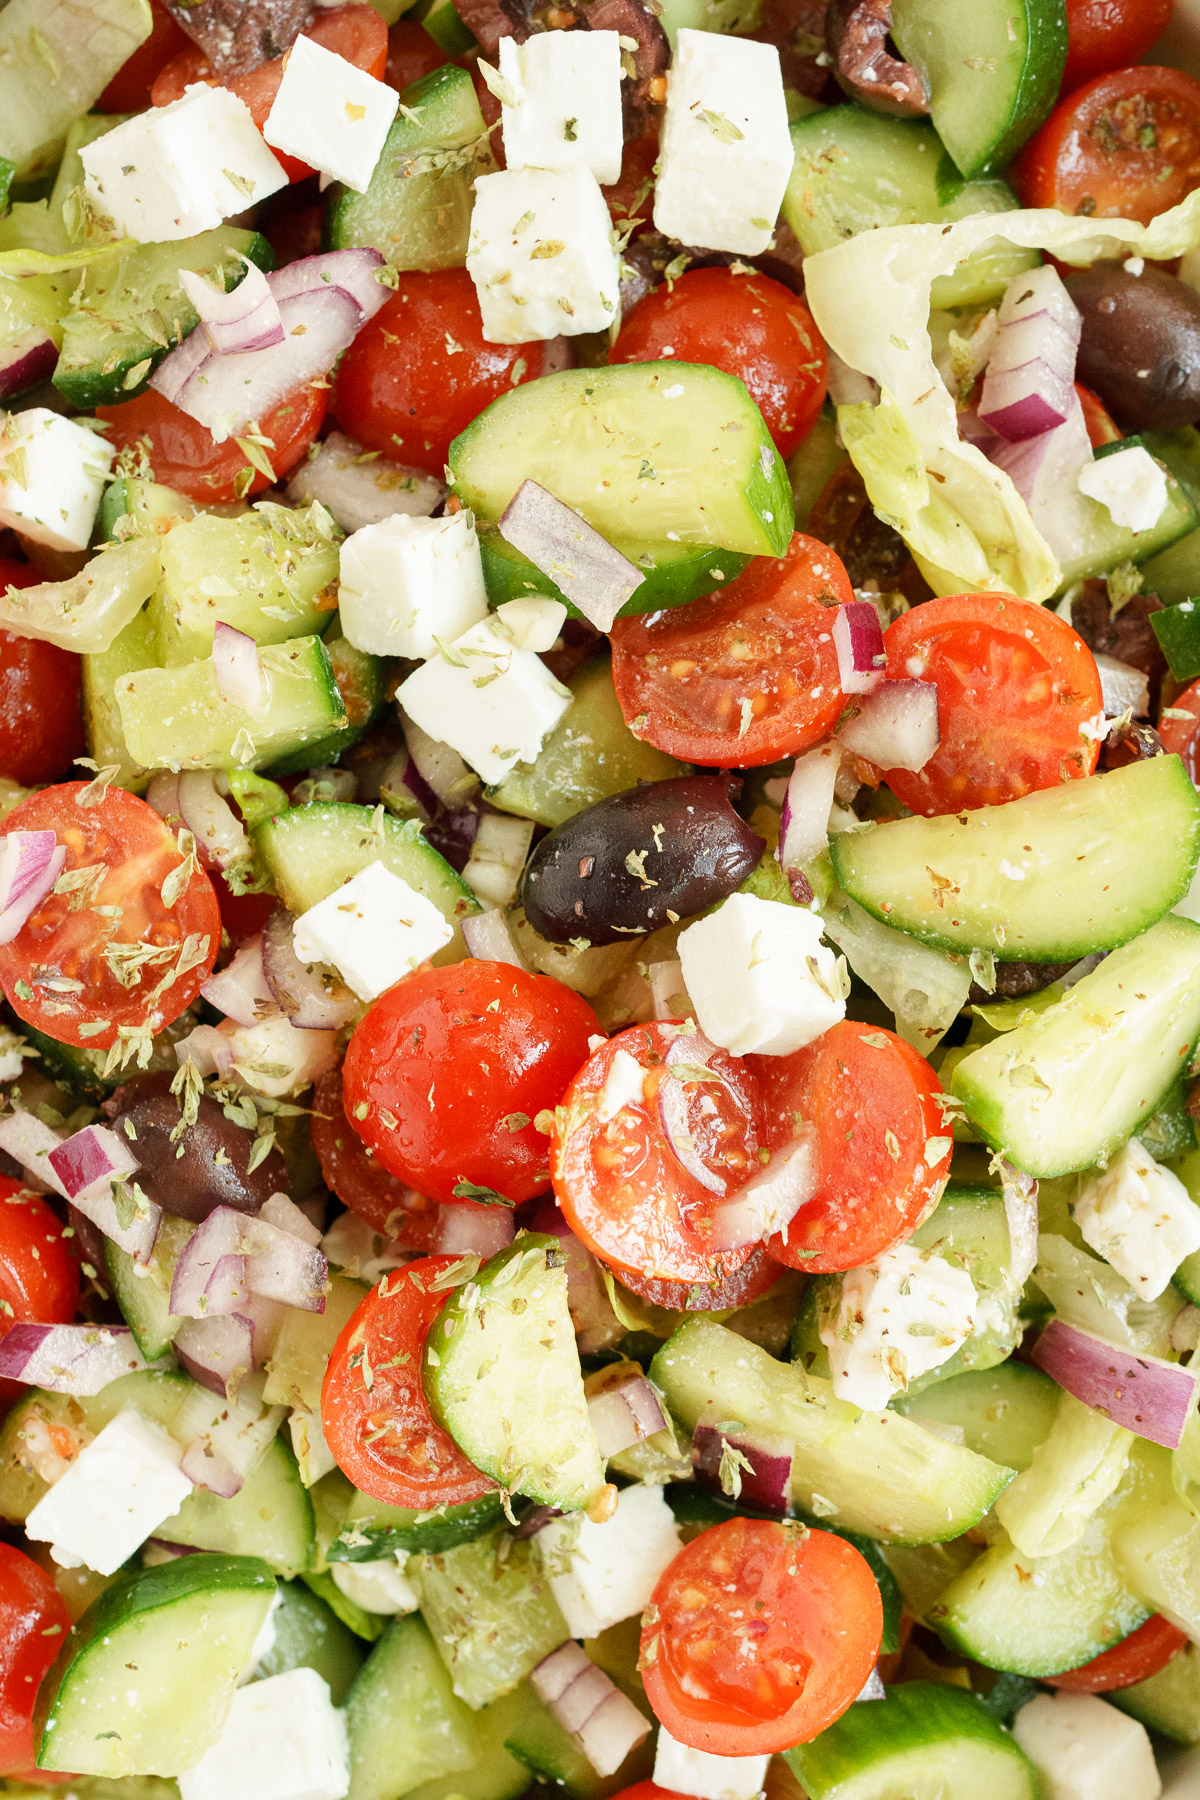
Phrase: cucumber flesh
[
  {"left": 82, "top": 604, "right": 157, "bottom": 795},
  {"left": 479, "top": 525, "right": 751, "bottom": 620},
  {"left": 787, "top": 1682, "right": 1039, "bottom": 1799},
  {"left": 414, "top": 1525, "right": 570, "bottom": 1710},
  {"left": 104, "top": 1212, "right": 194, "bottom": 1361},
  {"left": 265, "top": 631, "right": 385, "bottom": 777},
  {"left": 254, "top": 1580, "right": 367, "bottom": 1705},
  {"left": 329, "top": 1489, "right": 505, "bottom": 1561},
  {"left": 153, "top": 507, "right": 339, "bottom": 665},
  {"left": 344, "top": 1613, "right": 478, "bottom": 1800},
  {"left": 408, "top": 1685, "right": 534, "bottom": 1800},
  {"left": 893, "top": 1363, "right": 1059, "bottom": 1473},
  {"left": 1111, "top": 1638, "right": 1200, "bottom": 1744},
  {"left": 156, "top": 1435, "right": 316, "bottom": 1578}
]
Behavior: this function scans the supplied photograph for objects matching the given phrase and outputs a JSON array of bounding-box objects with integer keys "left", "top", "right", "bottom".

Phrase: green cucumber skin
[
  {"left": 893, "top": 1364, "right": 1059, "bottom": 1474},
  {"left": 787, "top": 1683, "right": 1039, "bottom": 1799},
  {"left": 478, "top": 527, "right": 750, "bottom": 620},
  {"left": 329, "top": 1492, "right": 506, "bottom": 1562},
  {"left": 256, "top": 1581, "right": 367, "bottom": 1705},
  {"left": 265, "top": 635, "right": 385, "bottom": 777}
]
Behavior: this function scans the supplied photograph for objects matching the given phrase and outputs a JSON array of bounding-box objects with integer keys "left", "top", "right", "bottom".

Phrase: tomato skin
[
  {"left": 312, "top": 1068, "right": 439, "bottom": 1246},
  {"left": 619, "top": 1246, "right": 783, "bottom": 1312},
  {"left": 603, "top": 134, "right": 658, "bottom": 238},
  {"left": 0, "top": 783, "right": 221, "bottom": 1052},
  {"left": 344, "top": 962, "right": 600, "bottom": 1207},
  {"left": 384, "top": 19, "right": 447, "bottom": 91},
  {"left": 96, "top": 0, "right": 191, "bottom": 111},
  {"left": 750, "top": 1023, "right": 951, "bottom": 1275},
  {"left": 610, "top": 535, "right": 851, "bottom": 768},
  {"left": 0, "top": 1181, "right": 80, "bottom": 1414},
  {"left": 610, "top": 271, "right": 827, "bottom": 458},
  {"left": 1076, "top": 382, "right": 1123, "bottom": 448},
  {"left": 1013, "top": 66, "right": 1200, "bottom": 224},
  {"left": 0, "top": 1543, "right": 72, "bottom": 1775},
  {"left": 0, "top": 557, "right": 85, "bottom": 787},
  {"left": 322, "top": 1257, "right": 497, "bottom": 1509},
  {"left": 1161, "top": 675, "right": 1200, "bottom": 781},
  {"left": 1047, "top": 1614, "right": 1187, "bottom": 1692},
  {"left": 879, "top": 593, "right": 1102, "bottom": 815},
  {"left": 331, "top": 272, "right": 557, "bottom": 479},
  {"left": 97, "top": 384, "right": 326, "bottom": 505},
  {"left": 1062, "top": 0, "right": 1173, "bottom": 92},
  {"left": 641, "top": 1518, "right": 883, "bottom": 1754}
]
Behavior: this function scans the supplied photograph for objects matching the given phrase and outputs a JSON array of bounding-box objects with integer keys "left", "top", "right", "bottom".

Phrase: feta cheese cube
[
  {"left": 263, "top": 35, "right": 399, "bottom": 193},
  {"left": 467, "top": 166, "right": 621, "bottom": 344},
  {"left": 241, "top": 1588, "right": 284, "bottom": 1683},
  {"left": 1011, "top": 1693, "right": 1160, "bottom": 1800},
  {"left": 25, "top": 1409, "right": 193, "bottom": 1576},
  {"left": 654, "top": 1729, "right": 769, "bottom": 1800},
  {"left": 1078, "top": 447, "right": 1169, "bottom": 534},
  {"left": 538, "top": 1483, "right": 680, "bottom": 1638},
  {"left": 1073, "top": 1140, "right": 1200, "bottom": 1300},
  {"left": 292, "top": 861, "right": 453, "bottom": 1002},
  {"left": 653, "top": 31, "right": 792, "bottom": 256},
  {"left": 0, "top": 409, "right": 112, "bottom": 552},
  {"left": 338, "top": 511, "right": 489, "bottom": 659},
  {"left": 82, "top": 85, "right": 286, "bottom": 244},
  {"left": 677, "top": 893, "right": 846, "bottom": 1058},
  {"left": 818, "top": 1245, "right": 977, "bottom": 1413},
  {"left": 178, "top": 1668, "right": 350, "bottom": 1800},
  {"left": 330, "top": 1555, "right": 419, "bottom": 1615},
  {"left": 498, "top": 32, "right": 624, "bottom": 185},
  {"left": 494, "top": 595, "right": 567, "bottom": 652},
  {"left": 397, "top": 612, "right": 573, "bottom": 783},
  {"left": 220, "top": 1014, "right": 338, "bottom": 1098}
]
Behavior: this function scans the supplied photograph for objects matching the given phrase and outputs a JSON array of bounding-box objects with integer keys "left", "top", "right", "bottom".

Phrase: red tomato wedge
[
  {"left": 1160, "top": 675, "right": 1200, "bottom": 783},
  {"left": 1046, "top": 1614, "right": 1188, "bottom": 1692},
  {"left": 322, "top": 1257, "right": 497, "bottom": 1510},
  {"left": 97, "top": 383, "right": 327, "bottom": 505},
  {"left": 610, "top": 535, "right": 851, "bottom": 768},
  {"left": 1062, "top": 0, "right": 1172, "bottom": 93},
  {"left": 312, "top": 1068, "right": 439, "bottom": 1247},
  {"left": 0, "top": 1544, "right": 72, "bottom": 1775},
  {"left": 0, "top": 1182, "right": 80, "bottom": 1414},
  {"left": 641, "top": 1517, "right": 883, "bottom": 1754},
  {"left": 879, "top": 593, "right": 1102, "bottom": 815},
  {"left": 1013, "top": 66, "right": 1200, "bottom": 225},
  {"left": 96, "top": 0, "right": 190, "bottom": 112}
]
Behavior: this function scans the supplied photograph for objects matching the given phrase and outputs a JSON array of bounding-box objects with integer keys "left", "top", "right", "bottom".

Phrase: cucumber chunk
[
  {"left": 409, "top": 1686, "right": 534, "bottom": 1800},
  {"left": 0, "top": 1371, "right": 193, "bottom": 1525},
  {"left": 1111, "top": 1638, "right": 1200, "bottom": 1744},
  {"left": 893, "top": 1363, "right": 1059, "bottom": 1473},
  {"left": 952, "top": 915, "right": 1200, "bottom": 1176},
  {"left": 503, "top": 1676, "right": 651, "bottom": 1799},
  {"left": 449, "top": 364, "right": 793, "bottom": 558},
  {"left": 104, "top": 1212, "right": 194, "bottom": 1361},
  {"left": 82, "top": 604, "right": 157, "bottom": 794},
  {"left": 329, "top": 1489, "right": 505, "bottom": 1561},
  {"left": 649, "top": 1317, "right": 1015, "bottom": 1544},
  {"left": 152, "top": 507, "right": 339, "bottom": 664},
  {"left": 479, "top": 525, "right": 751, "bottom": 620},
  {"left": 414, "top": 1525, "right": 570, "bottom": 1709},
  {"left": 787, "top": 1682, "right": 1039, "bottom": 1799},
  {"left": 255, "top": 1580, "right": 366, "bottom": 1704},
  {"left": 833, "top": 756, "right": 1200, "bottom": 962},
  {"left": 345, "top": 1614, "right": 477, "bottom": 1800},
  {"left": 423, "top": 1235, "right": 605, "bottom": 1511},
  {"left": 157, "top": 1435, "right": 315, "bottom": 1577},
  {"left": 98, "top": 475, "right": 195, "bottom": 544},
  {"left": 303, "top": 1568, "right": 386, "bottom": 1642},
  {"left": 35, "top": 1553, "right": 277, "bottom": 1776},
  {"left": 266, "top": 631, "right": 385, "bottom": 777}
]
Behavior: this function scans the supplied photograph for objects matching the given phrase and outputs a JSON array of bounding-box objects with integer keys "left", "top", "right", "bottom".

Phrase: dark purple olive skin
[
  {"left": 1064, "top": 263, "right": 1200, "bottom": 432},
  {"left": 105, "top": 1071, "right": 286, "bottom": 1223},
  {"left": 521, "top": 776, "right": 764, "bottom": 945}
]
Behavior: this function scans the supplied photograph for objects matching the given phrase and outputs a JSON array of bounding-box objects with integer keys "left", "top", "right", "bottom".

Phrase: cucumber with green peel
[
  {"left": 502, "top": 1678, "right": 652, "bottom": 1799},
  {"left": 302, "top": 1569, "right": 387, "bottom": 1643},
  {"left": 656, "top": 0, "right": 760, "bottom": 44},
  {"left": 82, "top": 604, "right": 157, "bottom": 794},
  {"left": 649, "top": 1317, "right": 1016, "bottom": 1544},
  {"left": 448, "top": 364, "right": 794, "bottom": 558},
  {"left": 786, "top": 1682, "right": 1039, "bottom": 1800},
  {"left": 832, "top": 756, "right": 1200, "bottom": 963},
  {"left": 329, "top": 1488, "right": 505, "bottom": 1562},
  {"left": 157, "top": 1435, "right": 315, "bottom": 1577},
  {"left": 344, "top": 1613, "right": 478, "bottom": 1800},
  {"left": 478, "top": 525, "right": 751, "bottom": 621},
  {"left": 104, "top": 1213, "right": 195, "bottom": 1361},
  {"left": 1141, "top": 524, "right": 1200, "bottom": 606},
  {"left": 152, "top": 507, "right": 339, "bottom": 666},
  {"left": 1111, "top": 1638, "right": 1200, "bottom": 1743},
  {"left": 1051, "top": 455, "right": 1198, "bottom": 589},
  {"left": 952, "top": 915, "right": 1200, "bottom": 1177},
  {"left": 1136, "top": 1072, "right": 1198, "bottom": 1161},
  {"left": 414, "top": 1525, "right": 570, "bottom": 1710},
  {"left": 1153, "top": 596, "right": 1200, "bottom": 684},
  {"left": 254, "top": 1579, "right": 367, "bottom": 1704},
  {"left": 413, "top": 0, "right": 477, "bottom": 56},
  {"left": 265, "top": 631, "right": 386, "bottom": 777},
  {"left": 407, "top": 1685, "right": 533, "bottom": 1800},
  {"left": 1113, "top": 1500, "right": 1200, "bottom": 1642},
  {"left": 893, "top": 1363, "right": 1060, "bottom": 1474},
  {"left": 0, "top": 1370, "right": 191, "bottom": 1524},
  {"left": 98, "top": 475, "right": 195, "bottom": 544},
  {"left": 422, "top": 1234, "right": 605, "bottom": 1512},
  {"left": 35, "top": 1553, "right": 277, "bottom": 1776},
  {"left": 788, "top": 405, "right": 847, "bottom": 530}
]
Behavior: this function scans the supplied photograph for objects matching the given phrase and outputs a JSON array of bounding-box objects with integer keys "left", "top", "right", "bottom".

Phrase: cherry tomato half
[
  {"left": 1076, "top": 382, "right": 1123, "bottom": 448},
  {"left": 96, "top": 0, "right": 190, "bottom": 112},
  {"left": 97, "top": 383, "right": 327, "bottom": 505},
  {"left": 641, "top": 1517, "right": 882, "bottom": 1754},
  {"left": 610, "top": 270, "right": 827, "bottom": 458},
  {"left": 0, "top": 557, "right": 84, "bottom": 787},
  {"left": 0, "top": 1543, "right": 72, "bottom": 1775},
  {"left": 0, "top": 1181, "right": 80, "bottom": 1415},
  {"left": 1046, "top": 1613, "right": 1187, "bottom": 1692},
  {"left": 749, "top": 1022, "right": 951, "bottom": 1275},
  {"left": 384, "top": 18, "right": 447, "bottom": 92},
  {"left": 0, "top": 782, "right": 221, "bottom": 1051},
  {"left": 1062, "top": 0, "right": 1173, "bottom": 94},
  {"left": 312, "top": 1067, "right": 439, "bottom": 1246},
  {"left": 879, "top": 593, "right": 1103, "bottom": 815},
  {"left": 610, "top": 535, "right": 851, "bottom": 768},
  {"left": 322, "top": 1256, "right": 497, "bottom": 1509},
  {"left": 1161, "top": 675, "right": 1200, "bottom": 782},
  {"left": 1013, "top": 66, "right": 1200, "bottom": 225},
  {"left": 619, "top": 1246, "right": 784, "bottom": 1312},
  {"left": 344, "top": 962, "right": 600, "bottom": 1207}
]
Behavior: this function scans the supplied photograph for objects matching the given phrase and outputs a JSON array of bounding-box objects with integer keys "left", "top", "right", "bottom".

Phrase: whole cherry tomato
[
  {"left": 1013, "top": 66, "right": 1200, "bottom": 224},
  {"left": 1062, "top": 0, "right": 1173, "bottom": 93},
  {"left": 0, "top": 558, "right": 84, "bottom": 787}
]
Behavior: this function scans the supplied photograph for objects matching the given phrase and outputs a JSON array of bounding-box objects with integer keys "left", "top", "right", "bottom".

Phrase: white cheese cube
[
  {"left": 538, "top": 1483, "right": 680, "bottom": 1638},
  {"left": 498, "top": 32, "right": 624, "bottom": 185},
  {"left": 82, "top": 85, "right": 286, "bottom": 244},
  {"left": 1012, "top": 1693, "right": 1161, "bottom": 1800},
  {"left": 653, "top": 31, "right": 792, "bottom": 256},
  {"left": 654, "top": 1728, "right": 769, "bottom": 1800},
  {"left": 338, "top": 511, "right": 489, "bottom": 659},
  {"left": 263, "top": 34, "right": 399, "bottom": 193},
  {"left": 397, "top": 612, "right": 573, "bottom": 783},
  {"left": 494, "top": 596, "right": 567, "bottom": 651},
  {"left": 467, "top": 166, "right": 621, "bottom": 344},
  {"left": 0, "top": 409, "right": 112, "bottom": 552},
  {"left": 596, "top": 1047, "right": 648, "bottom": 1124},
  {"left": 220, "top": 1014, "right": 339, "bottom": 1098},
  {"left": 292, "top": 861, "right": 453, "bottom": 1003},
  {"left": 330, "top": 1555, "right": 419, "bottom": 1615},
  {"left": 818, "top": 1245, "right": 977, "bottom": 1413},
  {"left": 1078, "top": 447, "right": 1169, "bottom": 534},
  {"left": 178, "top": 1668, "right": 350, "bottom": 1800},
  {"left": 25, "top": 1409, "right": 193, "bottom": 1576},
  {"left": 677, "top": 893, "right": 846, "bottom": 1057},
  {"left": 1073, "top": 1140, "right": 1200, "bottom": 1301}
]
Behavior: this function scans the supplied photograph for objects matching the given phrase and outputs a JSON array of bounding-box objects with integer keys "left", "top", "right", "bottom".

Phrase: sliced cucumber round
[
  {"left": 478, "top": 525, "right": 750, "bottom": 620},
  {"left": 893, "top": 1364, "right": 1059, "bottom": 1474},
  {"left": 787, "top": 1682, "right": 1039, "bottom": 1799}
]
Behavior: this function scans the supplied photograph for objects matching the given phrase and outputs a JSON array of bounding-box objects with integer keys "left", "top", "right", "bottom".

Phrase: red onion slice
[
  {"left": 431, "top": 1203, "right": 515, "bottom": 1257},
  {"left": 989, "top": 393, "right": 1093, "bottom": 567},
  {"left": 263, "top": 906, "right": 358, "bottom": 1030},
  {"left": 201, "top": 934, "right": 278, "bottom": 1028},
  {"left": 169, "top": 1206, "right": 247, "bottom": 1318},
  {"left": 780, "top": 743, "right": 841, "bottom": 871},
  {"left": 174, "top": 1024, "right": 236, "bottom": 1079},
  {"left": 498, "top": 479, "right": 645, "bottom": 632},
  {"left": 47, "top": 1124, "right": 138, "bottom": 1200},
  {"left": 240, "top": 1213, "right": 328, "bottom": 1312},
  {"left": 175, "top": 1371, "right": 283, "bottom": 1496},
  {"left": 151, "top": 317, "right": 210, "bottom": 407},
  {"left": 179, "top": 261, "right": 285, "bottom": 356},
  {"left": 530, "top": 1643, "right": 651, "bottom": 1778},
  {"left": 1032, "top": 1318, "right": 1200, "bottom": 1448},
  {"left": 577, "top": 1690, "right": 653, "bottom": 1778},
  {"left": 0, "top": 328, "right": 59, "bottom": 401},
  {"left": 0, "top": 1111, "right": 66, "bottom": 1194},
  {"left": 833, "top": 601, "right": 886, "bottom": 696},
  {"left": 174, "top": 1313, "right": 258, "bottom": 1399},
  {"left": 836, "top": 678, "right": 940, "bottom": 773},
  {"left": 461, "top": 908, "right": 525, "bottom": 969},
  {"left": 657, "top": 1029, "right": 739, "bottom": 1197},
  {"left": 648, "top": 960, "right": 690, "bottom": 1021},
  {"left": 268, "top": 249, "right": 389, "bottom": 320},
  {"left": 691, "top": 1419, "right": 794, "bottom": 1516},
  {"left": 212, "top": 622, "right": 269, "bottom": 717},
  {"left": 587, "top": 1375, "right": 666, "bottom": 1457},
  {"left": 978, "top": 361, "right": 1076, "bottom": 442},
  {"left": 708, "top": 1127, "right": 821, "bottom": 1250},
  {"left": 176, "top": 771, "right": 252, "bottom": 874},
  {"left": 0, "top": 830, "right": 66, "bottom": 946},
  {"left": 285, "top": 430, "right": 447, "bottom": 534},
  {"left": 0, "top": 1323, "right": 150, "bottom": 1394},
  {"left": 979, "top": 267, "right": 1081, "bottom": 442}
]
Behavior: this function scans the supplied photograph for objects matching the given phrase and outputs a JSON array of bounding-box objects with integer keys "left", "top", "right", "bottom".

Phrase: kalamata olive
[
  {"left": 1064, "top": 264, "right": 1200, "bottom": 432},
  {"left": 105, "top": 1071, "right": 287, "bottom": 1223},
  {"left": 826, "top": 0, "right": 930, "bottom": 118},
  {"left": 521, "top": 776, "right": 765, "bottom": 945}
]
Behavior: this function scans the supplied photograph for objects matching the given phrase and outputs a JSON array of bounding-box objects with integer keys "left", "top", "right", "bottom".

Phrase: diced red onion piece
[
  {"left": 285, "top": 430, "right": 446, "bottom": 534},
  {"left": 179, "top": 1438, "right": 242, "bottom": 1496},
  {"left": 431, "top": 1203, "right": 515, "bottom": 1258},
  {"left": 47, "top": 1124, "right": 138, "bottom": 1200},
  {"left": 0, "top": 329, "right": 59, "bottom": 401},
  {"left": 530, "top": 1643, "right": 650, "bottom": 1778},
  {"left": 71, "top": 1173, "right": 160, "bottom": 1264},
  {"left": 836, "top": 678, "right": 940, "bottom": 773},
  {"left": 978, "top": 357, "right": 1075, "bottom": 442},
  {"left": 498, "top": 479, "right": 645, "bottom": 633},
  {"left": 780, "top": 744, "right": 842, "bottom": 871},
  {"left": 174, "top": 1312, "right": 258, "bottom": 1398},
  {"left": 463, "top": 814, "right": 533, "bottom": 911},
  {"left": 989, "top": 394, "right": 1093, "bottom": 566},
  {"left": 174, "top": 1024, "right": 236, "bottom": 1079},
  {"left": 1032, "top": 1317, "right": 1200, "bottom": 1448},
  {"left": 1095, "top": 653, "right": 1149, "bottom": 720},
  {"left": 201, "top": 934, "right": 278, "bottom": 1028},
  {"left": 657, "top": 1029, "right": 737, "bottom": 1197},
  {"left": 461, "top": 908, "right": 525, "bottom": 969},
  {"left": 555, "top": 1665, "right": 614, "bottom": 1734},
  {"left": 692, "top": 1419, "right": 794, "bottom": 1515},
  {"left": 527, "top": 1199, "right": 623, "bottom": 1355},
  {"left": 999, "top": 1160, "right": 1039, "bottom": 1289},
  {"left": 240, "top": 1214, "right": 328, "bottom": 1311},
  {"left": 0, "top": 831, "right": 66, "bottom": 946},
  {"left": 833, "top": 601, "right": 886, "bottom": 696},
  {"left": 170, "top": 1206, "right": 247, "bottom": 1318},
  {"left": 959, "top": 409, "right": 1000, "bottom": 453},
  {"left": 150, "top": 316, "right": 210, "bottom": 406},
  {"left": 401, "top": 715, "right": 478, "bottom": 811},
  {"left": 260, "top": 1192, "right": 323, "bottom": 1246},
  {"left": 997, "top": 264, "right": 1083, "bottom": 339},
  {"left": 176, "top": 770, "right": 252, "bottom": 873},
  {"left": 708, "top": 1126, "right": 821, "bottom": 1250},
  {"left": 533, "top": 1640, "right": 591, "bottom": 1705},
  {"left": 587, "top": 1375, "right": 666, "bottom": 1457},
  {"left": 175, "top": 1371, "right": 282, "bottom": 1495},
  {"left": 212, "top": 622, "right": 269, "bottom": 717},
  {"left": 0, "top": 1323, "right": 149, "bottom": 1394},
  {"left": 263, "top": 906, "right": 358, "bottom": 1031},
  {"left": 827, "top": 349, "right": 879, "bottom": 408},
  {"left": 0, "top": 1111, "right": 66, "bottom": 1194},
  {"left": 238, "top": 1290, "right": 287, "bottom": 1362},
  {"left": 648, "top": 959, "right": 690, "bottom": 1022},
  {"left": 268, "top": 249, "right": 390, "bottom": 321},
  {"left": 179, "top": 261, "right": 285, "bottom": 356}
]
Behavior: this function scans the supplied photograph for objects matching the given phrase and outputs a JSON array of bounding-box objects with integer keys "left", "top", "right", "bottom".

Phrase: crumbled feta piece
[
  {"left": 178, "top": 1669, "right": 350, "bottom": 1800},
  {"left": 1073, "top": 1140, "right": 1200, "bottom": 1300},
  {"left": 0, "top": 409, "right": 112, "bottom": 552},
  {"left": 596, "top": 1047, "right": 647, "bottom": 1124},
  {"left": 337, "top": 511, "right": 489, "bottom": 660},
  {"left": 538, "top": 1483, "right": 680, "bottom": 1638},
  {"left": 498, "top": 32, "right": 623, "bottom": 185},
  {"left": 397, "top": 612, "right": 573, "bottom": 783},
  {"left": 288, "top": 1405, "right": 337, "bottom": 1487},
  {"left": 241, "top": 1589, "right": 284, "bottom": 1683},
  {"left": 652, "top": 30, "right": 792, "bottom": 256},
  {"left": 82, "top": 85, "right": 286, "bottom": 243},
  {"left": 1078, "top": 447, "right": 1169, "bottom": 534},
  {"left": 819, "top": 1245, "right": 977, "bottom": 1413},
  {"left": 220, "top": 1015, "right": 338, "bottom": 1099},
  {"left": 292, "top": 861, "right": 453, "bottom": 1002},
  {"left": 654, "top": 1729, "right": 769, "bottom": 1800},
  {"left": 494, "top": 595, "right": 567, "bottom": 652},
  {"left": 263, "top": 34, "right": 399, "bottom": 193},
  {"left": 330, "top": 1555, "right": 419, "bottom": 1615},
  {"left": 677, "top": 893, "right": 846, "bottom": 1057},
  {"left": 467, "top": 166, "right": 621, "bottom": 344},
  {"left": 1012, "top": 1693, "right": 1160, "bottom": 1800},
  {"left": 25, "top": 1410, "right": 193, "bottom": 1576}
]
